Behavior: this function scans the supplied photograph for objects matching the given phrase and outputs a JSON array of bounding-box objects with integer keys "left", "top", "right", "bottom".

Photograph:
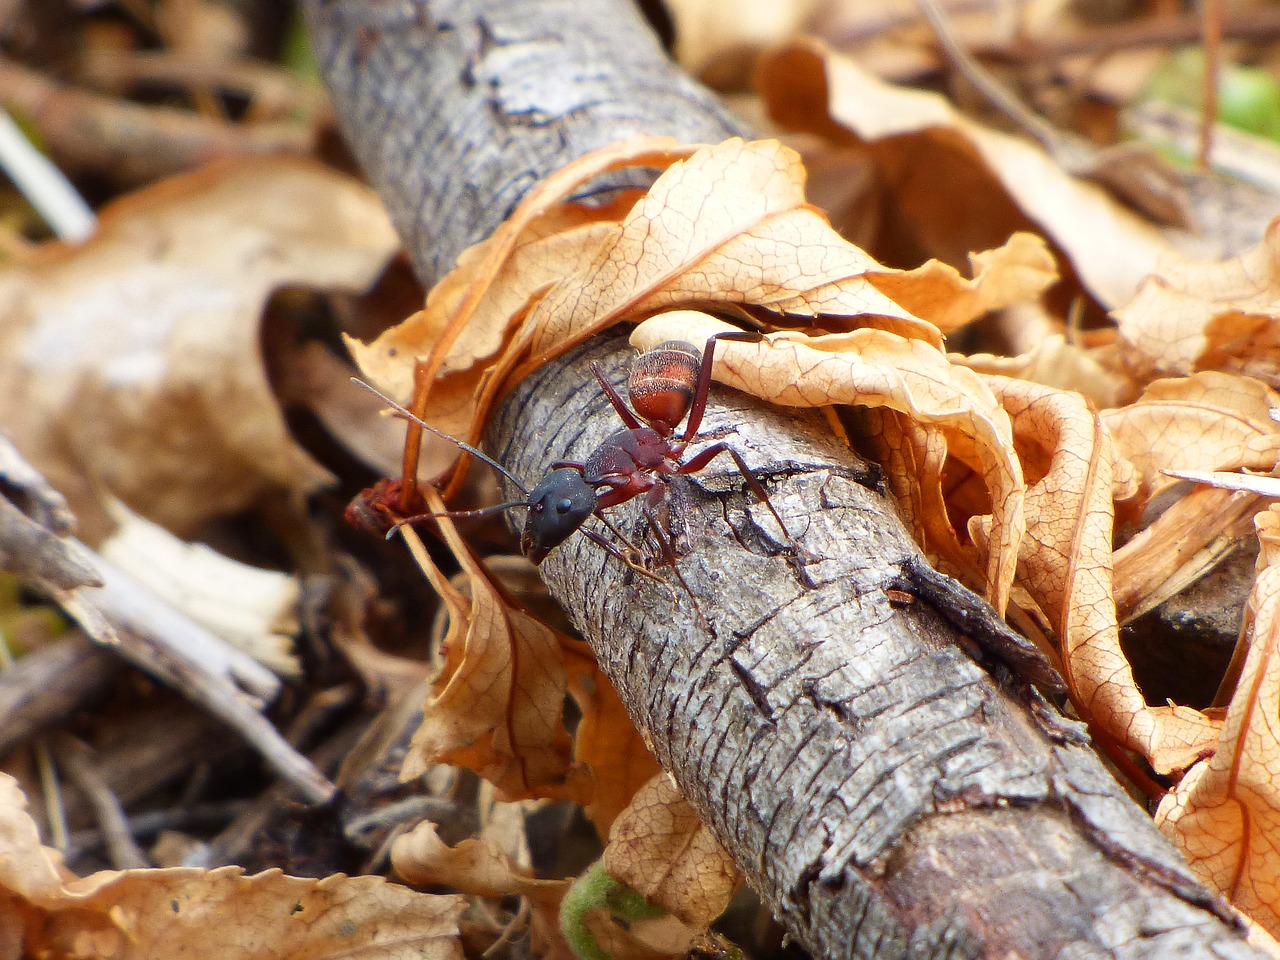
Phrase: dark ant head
[
  {"left": 520, "top": 468, "right": 597, "bottom": 564},
  {"left": 627, "top": 340, "right": 700, "bottom": 434}
]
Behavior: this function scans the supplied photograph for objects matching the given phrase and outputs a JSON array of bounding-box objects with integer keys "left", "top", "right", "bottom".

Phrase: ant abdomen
[{"left": 628, "top": 340, "right": 700, "bottom": 431}]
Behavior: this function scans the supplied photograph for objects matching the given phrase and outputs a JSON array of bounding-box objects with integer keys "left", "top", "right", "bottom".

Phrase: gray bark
[{"left": 306, "top": 1, "right": 1264, "bottom": 957}]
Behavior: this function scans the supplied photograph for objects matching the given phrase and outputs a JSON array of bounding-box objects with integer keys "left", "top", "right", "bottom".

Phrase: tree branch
[{"left": 306, "top": 1, "right": 1262, "bottom": 957}]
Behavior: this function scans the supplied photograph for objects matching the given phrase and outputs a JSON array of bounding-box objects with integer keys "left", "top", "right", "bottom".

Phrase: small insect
[{"left": 352, "top": 329, "right": 789, "bottom": 571}]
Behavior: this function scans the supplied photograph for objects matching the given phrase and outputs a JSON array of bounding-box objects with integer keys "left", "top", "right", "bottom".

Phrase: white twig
[
  {"left": 0, "top": 108, "right": 95, "bottom": 242},
  {"left": 1163, "top": 468, "right": 1280, "bottom": 498}
]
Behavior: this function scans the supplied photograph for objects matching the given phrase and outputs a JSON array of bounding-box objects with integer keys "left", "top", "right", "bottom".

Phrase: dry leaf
[
  {"left": 972, "top": 376, "right": 1219, "bottom": 772},
  {"left": 0, "top": 156, "right": 399, "bottom": 541},
  {"left": 35, "top": 868, "right": 464, "bottom": 960},
  {"left": 1157, "top": 504, "right": 1280, "bottom": 937},
  {"left": 391, "top": 805, "right": 576, "bottom": 960},
  {"left": 854, "top": 406, "right": 960, "bottom": 575},
  {"left": 1102, "top": 372, "right": 1280, "bottom": 502},
  {"left": 580, "top": 904, "right": 697, "bottom": 960},
  {"left": 602, "top": 774, "right": 738, "bottom": 928},
  {"left": 960, "top": 333, "right": 1133, "bottom": 411},
  {"left": 1114, "top": 219, "right": 1280, "bottom": 385},
  {"left": 515, "top": 137, "right": 944, "bottom": 380},
  {"left": 352, "top": 138, "right": 1052, "bottom": 504},
  {"left": 631, "top": 311, "right": 1025, "bottom": 613},
  {"left": 349, "top": 137, "right": 692, "bottom": 461},
  {"left": 397, "top": 500, "right": 580, "bottom": 800},
  {"left": 391, "top": 818, "right": 566, "bottom": 904},
  {"left": 667, "top": 0, "right": 822, "bottom": 88},
  {"left": 756, "top": 40, "right": 1179, "bottom": 309},
  {"left": 350, "top": 215, "right": 626, "bottom": 459},
  {"left": 864, "top": 232, "right": 1058, "bottom": 335},
  {"left": 562, "top": 641, "right": 663, "bottom": 835},
  {"left": 0, "top": 773, "right": 464, "bottom": 960},
  {"left": 394, "top": 503, "right": 654, "bottom": 818}
]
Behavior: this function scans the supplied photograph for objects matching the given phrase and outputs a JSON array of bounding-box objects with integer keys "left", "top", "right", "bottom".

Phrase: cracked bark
[{"left": 306, "top": 1, "right": 1264, "bottom": 957}]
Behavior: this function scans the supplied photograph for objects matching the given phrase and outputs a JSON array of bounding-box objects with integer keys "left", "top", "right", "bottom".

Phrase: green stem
[{"left": 559, "top": 862, "right": 667, "bottom": 960}]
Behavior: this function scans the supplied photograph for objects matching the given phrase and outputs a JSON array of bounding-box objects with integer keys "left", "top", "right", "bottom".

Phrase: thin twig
[
  {"left": 0, "top": 628, "right": 68, "bottom": 850},
  {"left": 79, "top": 50, "right": 325, "bottom": 123},
  {"left": 54, "top": 734, "right": 150, "bottom": 870},
  {"left": 1199, "top": 0, "right": 1223, "bottom": 170},
  {"left": 58, "top": 563, "right": 335, "bottom": 805},
  {"left": 0, "top": 56, "right": 314, "bottom": 186},
  {"left": 0, "top": 631, "right": 122, "bottom": 756},
  {"left": 972, "top": 5, "right": 1280, "bottom": 61},
  {"left": 65, "top": 800, "right": 250, "bottom": 858},
  {"left": 915, "top": 0, "right": 1063, "bottom": 153},
  {"left": 0, "top": 109, "right": 95, "bottom": 241},
  {"left": 34, "top": 741, "right": 68, "bottom": 851},
  {"left": 915, "top": 0, "right": 1191, "bottom": 226}
]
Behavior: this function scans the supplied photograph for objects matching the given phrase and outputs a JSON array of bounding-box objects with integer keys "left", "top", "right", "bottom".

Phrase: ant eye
[{"left": 556, "top": 498, "right": 573, "bottom": 515}]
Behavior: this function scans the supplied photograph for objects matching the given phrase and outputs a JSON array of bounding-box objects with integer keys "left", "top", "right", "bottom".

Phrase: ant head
[
  {"left": 628, "top": 340, "right": 700, "bottom": 434},
  {"left": 520, "top": 468, "right": 597, "bottom": 564}
]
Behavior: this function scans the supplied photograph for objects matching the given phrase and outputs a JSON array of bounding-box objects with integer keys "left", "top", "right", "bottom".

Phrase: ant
[{"left": 353, "top": 329, "right": 789, "bottom": 577}]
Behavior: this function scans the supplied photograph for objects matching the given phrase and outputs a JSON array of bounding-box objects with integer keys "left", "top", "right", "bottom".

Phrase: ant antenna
[
  {"left": 351, "top": 378, "right": 530, "bottom": 494},
  {"left": 384, "top": 498, "right": 534, "bottom": 540}
]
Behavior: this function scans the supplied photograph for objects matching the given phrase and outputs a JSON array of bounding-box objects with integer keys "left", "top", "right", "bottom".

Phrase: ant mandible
[{"left": 354, "top": 329, "right": 789, "bottom": 570}]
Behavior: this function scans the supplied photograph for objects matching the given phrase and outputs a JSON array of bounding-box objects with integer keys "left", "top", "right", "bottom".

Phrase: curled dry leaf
[
  {"left": 394, "top": 504, "right": 656, "bottom": 822},
  {"left": 853, "top": 407, "right": 957, "bottom": 577},
  {"left": 960, "top": 333, "right": 1133, "bottom": 411},
  {"left": 756, "top": 40, "right": 1178, "bottom": 309},
  {"left": 863, "top": 232, "right": 1058, "bottom": 336},
  {"left": 396, "top": 501, "right": 580, "bottom": 800},
  {"left": 632, "top": 311, "right": 1025, "bottom": 613},
  {"left": 602, "top": 774, "right": 739, "bottom": 929},
  {"left": 514, "top": 136, "right": 1003, "bottom": 371},
  {"left": 1157, "top": 504, "right": 1280, "bottom": 939},
  {"left": 1114, "top": 219, "right": 1280, "bottom": 386},
  {"left": 1103, "top": 372, "right": 1280, "bottom": 502},
  {"left": 971, "top": 375, "right": 1218, "bottom": 773},
  {"left": 390, "top": 807, "right": 577, "bottom": 960},
  {"left": 0, "top": 773, "right": 464, "bottom": 960},
  {"left": 561, "top": 641, "right": 663, "bottom": 834},
  {"left": 0, "top": 156, "right": 399, "bottom": 542},
  {"left": 391, "top": 818, "right": 566, "bottom": 904},
  {"left": 667, "top": 0, "right": 823, "bottom": 87},
  {"left": 349, "top": 136, "right": 693, "bottom": 458},
  {"left": 350, "top": 137, "right": 1052, "bottom": 491},
  {"left": 471, "top": 138, "right": 950, "bottom": 464}
]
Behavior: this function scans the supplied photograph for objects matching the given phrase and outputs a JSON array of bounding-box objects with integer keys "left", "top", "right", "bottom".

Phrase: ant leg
[
  {"left": 549, "top": 460, "right": 586, "bottom": 472},
  {"left": 682, "top": 331, "right": 765, "bottom": 442},
  {"left": 589, "top": 361, "right": 642, "bottom": 430},
  {"left": 639, "top": 486, "right": 709, "bottom": 629},
  {"left": 579, "top": 527, "right": 668, "bottom": 586},
  {"left": 680, "top": 442, "right": 791, "bottom": 541},
  {"left": 594, "top": 511, "right": 647, "bottom": 559}
]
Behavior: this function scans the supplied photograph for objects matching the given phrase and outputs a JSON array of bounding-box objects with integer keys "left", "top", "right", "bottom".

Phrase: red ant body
[{"left": 355, "top": 330, "right": 787, "bottom": 569}]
